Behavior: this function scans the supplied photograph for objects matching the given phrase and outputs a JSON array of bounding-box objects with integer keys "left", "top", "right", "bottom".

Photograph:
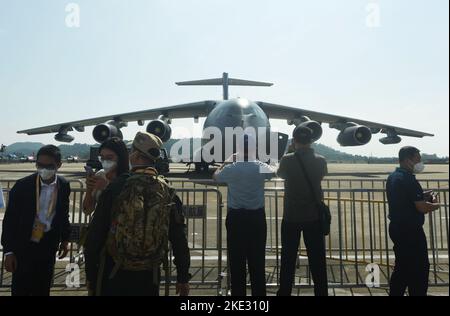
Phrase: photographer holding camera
[{"left": 387, "top": 146, "right": 441, "bottom": 296}]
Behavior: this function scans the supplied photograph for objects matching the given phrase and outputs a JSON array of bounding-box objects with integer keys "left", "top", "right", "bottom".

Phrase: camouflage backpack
[{"left": 106, "top": 167, "right": 173, "bottom": 274}]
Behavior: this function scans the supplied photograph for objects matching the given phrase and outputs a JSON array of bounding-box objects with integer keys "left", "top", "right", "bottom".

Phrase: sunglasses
[{"left": 36, "top": 162, "right": 57, "bottom": 170}]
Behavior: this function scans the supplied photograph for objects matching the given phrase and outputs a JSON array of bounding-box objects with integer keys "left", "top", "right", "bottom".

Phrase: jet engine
[
  {"left": 337, "top": 124, "right": 372, "bottom": 146},
  {"left": 93, "top": 121, "right": 124, "bottom": 143},
  {"left": 146, "top": 118, "right": 172, "bottom": 142},
  {"left": 288, "top": 116, "right": 323, "bottom": 142}
]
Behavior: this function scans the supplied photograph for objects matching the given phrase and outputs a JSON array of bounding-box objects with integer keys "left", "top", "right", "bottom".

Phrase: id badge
[{"left": 31, "top": 218, "right": 46, "bottom": 243}]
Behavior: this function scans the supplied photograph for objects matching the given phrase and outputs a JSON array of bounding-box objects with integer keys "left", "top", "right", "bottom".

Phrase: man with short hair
[
  {"left": 213, "top": 134, "right": 276, "bottom": 296},
  {"left": 387, "top": 146, "right": 440, "bottom": 296},
  {"left": 277, "top": 126, "right": 328, "bottom": 296},
  {"left": 1, "top": 145, "right": 71, "bottom": 296}
]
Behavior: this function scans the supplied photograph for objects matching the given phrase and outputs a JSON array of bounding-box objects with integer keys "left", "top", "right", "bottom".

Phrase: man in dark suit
[{"left": 1, "top": 145, "right": 71, "bottom": 296}]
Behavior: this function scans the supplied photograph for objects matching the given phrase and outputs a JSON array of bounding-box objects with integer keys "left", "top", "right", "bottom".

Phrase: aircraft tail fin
[{"left": 176, "top": 72, "right": 273, "bottom": 100}]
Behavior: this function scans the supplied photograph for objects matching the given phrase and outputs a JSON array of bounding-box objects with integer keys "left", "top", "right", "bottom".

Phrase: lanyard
[{"left": 35, "top": 175, "right": 58, "bottom": 220}]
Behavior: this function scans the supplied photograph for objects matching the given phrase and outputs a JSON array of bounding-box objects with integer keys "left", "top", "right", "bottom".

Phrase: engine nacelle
[
  {"left": 379, "top": 135, "right": 402, "bottom": 145},
  {"left": 146, "top": 119, "right": 172, "bottom": 142},
  {"left": 289, "top": 116, "right": 323, "bottom": 142},
  {"left": 298, "top": 120, "right": 323, "bottom": 142},
  {"left": 54, "top": 133, "right": 74, "bottom": 143},
  {"left": 93, "top": 122, "right": 123, "bottom": 143},
  {"left": 337, "top": 125, "right": 372, "bottom": 146}
]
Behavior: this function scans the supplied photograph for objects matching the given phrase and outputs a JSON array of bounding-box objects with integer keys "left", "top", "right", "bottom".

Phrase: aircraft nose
[
  {"left": 222, "top": 99, "right": 254, "bottom": 116},
  {"left": 204, "top": 98, "right": 268, "bottom": 131},
  {"left": 223, "top": 107, "right": 256, "bottom": 128}
]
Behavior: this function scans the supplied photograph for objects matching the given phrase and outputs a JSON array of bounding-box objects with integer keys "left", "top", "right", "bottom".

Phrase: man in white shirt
[
  {"left": 213, "top": 135, "right": 276, "bottom": 296},
  {"left": 36, "top": 176, "right": 58, "bottom": 232}
]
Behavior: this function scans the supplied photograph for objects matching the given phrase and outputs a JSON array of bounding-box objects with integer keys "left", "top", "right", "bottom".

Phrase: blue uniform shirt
[
  {"left": 386, "top": 167, "right": 425, "bottom": 228},
  {"left": 215, "top": 161, "right": 275, "bottom": 210}
]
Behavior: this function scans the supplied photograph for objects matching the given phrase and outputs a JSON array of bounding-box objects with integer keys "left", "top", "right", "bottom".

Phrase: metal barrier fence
[
  {"left": 264, "top": 187, "right": 449, "bottom": 289},
  {"left": 267, "top": 178, "right": 449, "bottom": 190},
  {"left": 0, "top": 185, "right": 225, "bottom": 293},
  {"left": 0, "top": 179, "right": 449, "bottom": 294},
  {"left": 1, "top": 177, "right": 448, "bottom": 192},
  {"left": 0, "top": 179, "right": 85, "bottom": 190}
]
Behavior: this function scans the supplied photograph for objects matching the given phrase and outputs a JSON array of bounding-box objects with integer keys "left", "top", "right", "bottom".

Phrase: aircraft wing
[
  {"left": 17, "top": 101, "right": 217, "bottom": 135},
  {"left": 256, "top": 102, "right": 434, "bottom": 138}
]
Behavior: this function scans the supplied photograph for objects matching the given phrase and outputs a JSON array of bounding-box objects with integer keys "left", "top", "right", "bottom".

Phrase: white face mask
[
  {"left": 413, "top": 162, "right": 425, "bottom": 174},
  {"left": 129, "top": 152, "right": 148, "bottom": 170},
  {"left": 38, "top": 168, "right": 56, "bottom": 181},
  {"left": 100, "top": 160, "right": 117, "bottom": 174}
]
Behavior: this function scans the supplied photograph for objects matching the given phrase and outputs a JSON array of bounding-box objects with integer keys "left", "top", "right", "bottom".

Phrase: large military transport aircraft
[{"left": 18, "top": 73, "right": 433, "bottom": 172}]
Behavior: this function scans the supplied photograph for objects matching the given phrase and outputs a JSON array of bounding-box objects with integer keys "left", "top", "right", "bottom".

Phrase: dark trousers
[
  {"left": 389, "top": 223, "right": 430, "bottom": 296},
  {"left": 226, "top": 208, "right": 267, "bottom": 296},
  {"left": 278, "top": 220, "right": 328, "bottom": 296},
  {"left": 99, "top": 255, "right": 160, "bottom": 296},
  {"left": 12, "top": 241, "right": 57, "bottom": 296}
]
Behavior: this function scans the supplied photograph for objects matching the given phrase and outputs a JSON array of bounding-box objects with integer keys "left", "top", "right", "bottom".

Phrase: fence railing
[
  {"left": 1, "top": 178, "right": 448, "bottom": 191},
  {"left": 0, "top": 180, "right": 448, "bottom": 294},
  {"left": 0, "top": 179, "right": 85, "bottom": 190},
  {"left": 264, "top": 187, "right": 449, "bottom": 289}
]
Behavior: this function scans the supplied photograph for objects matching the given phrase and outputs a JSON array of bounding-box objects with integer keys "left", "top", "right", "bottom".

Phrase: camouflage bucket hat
[{"left": 132, "top": 131, "right": 163, "bottom": 161}]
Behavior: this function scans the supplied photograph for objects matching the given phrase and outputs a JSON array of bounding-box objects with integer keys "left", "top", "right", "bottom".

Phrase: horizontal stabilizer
[
  {"left": 176, "top": 78, "right": 273, "bottom": 87},
  {"left": 176, "top": 72, "right": 273, "bottom": 100}
]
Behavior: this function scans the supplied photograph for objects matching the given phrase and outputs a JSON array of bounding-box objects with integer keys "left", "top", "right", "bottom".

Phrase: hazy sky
[{"left": 0, "top": 0, "right": 448, "bottom": 157}]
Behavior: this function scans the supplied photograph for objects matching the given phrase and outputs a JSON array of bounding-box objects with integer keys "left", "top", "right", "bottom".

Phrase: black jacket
[{"left": 1, "top": 173, "right": 71, "bottom": 255}]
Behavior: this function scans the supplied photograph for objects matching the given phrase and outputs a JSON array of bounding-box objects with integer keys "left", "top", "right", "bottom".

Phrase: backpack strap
[
  {"left": 133, "top": 167, "right": 158, "bottom": 177},
  {"left": 109, "top": 262, "right": 122, "bottom": 280}
]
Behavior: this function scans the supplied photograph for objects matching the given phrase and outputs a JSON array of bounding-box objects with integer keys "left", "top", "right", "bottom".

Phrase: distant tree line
[{"left": 2, "top": 140, "right": 448, "bottom": 164}]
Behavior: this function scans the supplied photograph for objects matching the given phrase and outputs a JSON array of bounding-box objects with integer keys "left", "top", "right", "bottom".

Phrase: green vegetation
[{"left": 2, "top": 140, "right": 448, "bottom": 164}]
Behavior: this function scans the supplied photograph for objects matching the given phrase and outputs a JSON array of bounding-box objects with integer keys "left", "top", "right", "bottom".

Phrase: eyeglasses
[{"left": 36, "top": 162, "right": 57, "bottom": 170}]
